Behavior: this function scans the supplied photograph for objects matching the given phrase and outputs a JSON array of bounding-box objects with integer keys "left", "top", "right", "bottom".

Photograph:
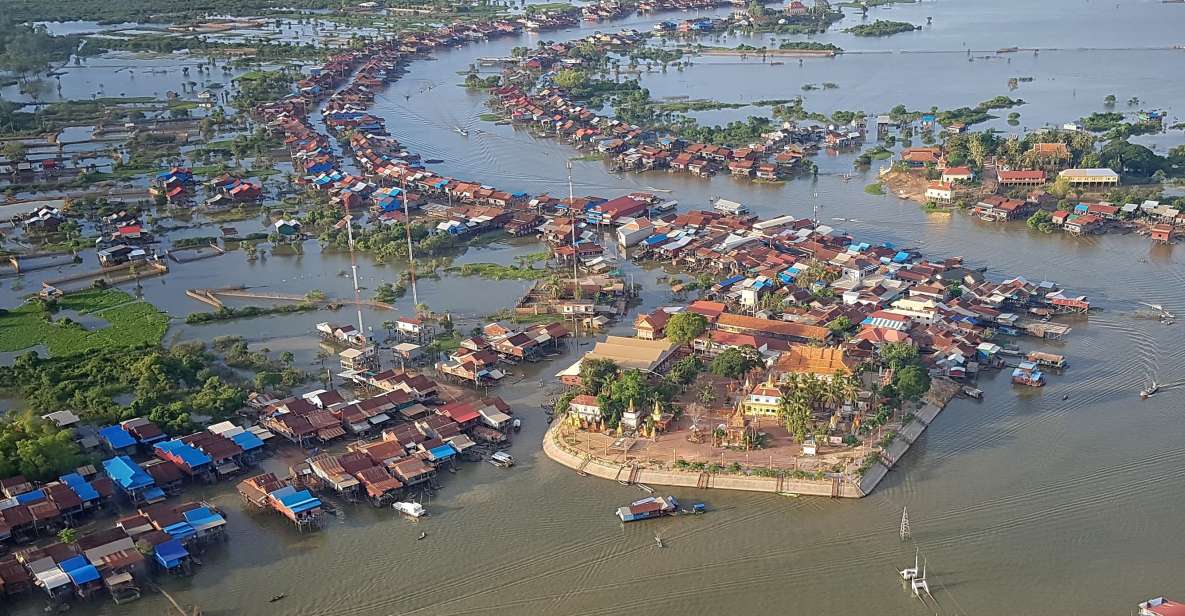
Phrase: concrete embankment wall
[
  {"left": 544, "top": 399, "right": 953, "bottom": 498},
  {"left": 542, "top": 426, "right": 865, "bottom": 498},
  {"left": 858, "top": 401, "right": 946, "bottom": 494}
]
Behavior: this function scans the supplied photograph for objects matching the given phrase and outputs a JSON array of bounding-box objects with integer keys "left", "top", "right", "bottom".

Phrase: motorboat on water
[
  {"left": 454, "top": 126, "right": 469, "bottom": 137},
  {"left": 393, "top": 501, "right": 427, "bottom": 518},
  {"left": 512, "top": 417, "right": 522, "bottom": 432},
  {"left": 489, "top": 451, "right": 514, "bottom": 468},
  {"left": 1141, "top": 381, "right": 1160, "bottom": 399}
]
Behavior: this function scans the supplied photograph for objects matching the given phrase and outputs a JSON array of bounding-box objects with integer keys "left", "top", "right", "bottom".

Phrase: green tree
[
  {"left": 709, "top": 346, "right": 760, "bottom": 379},
  {"left": 553, "top": 69, "right": 588, "bottom": 90},
  {"left": 579, "top": 358, "right": 620, "bottom": 396},
  {"left": 826, "top": 316, "right": 852, "bottom": 335},
  {"left": 778, "top": 395, "right": 813, "bottom": 443},
  {"left": 665, "top": 312, "right": 708, "bottom": 344},
  {"left": 893, "top": 365, "right": 930, "bottom": 400},
  {"left": 2, "top": 141, "right": 27, "bottom": 165},
  {"left": 880, "top": 342, "right": 919, "bottom": 370},
  {"left": 57, "top": 527, "right": 78, "bottom": 544}
]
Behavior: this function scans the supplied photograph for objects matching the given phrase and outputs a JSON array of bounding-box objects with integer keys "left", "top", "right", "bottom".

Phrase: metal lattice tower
[{"left": 900, "top": 507, "right": 911, "bottom": 541}]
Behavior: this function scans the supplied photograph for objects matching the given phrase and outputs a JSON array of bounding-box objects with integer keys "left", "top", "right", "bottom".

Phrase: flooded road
[{"left": 7, "top": 0, "right": 1185, "bottom": 613}]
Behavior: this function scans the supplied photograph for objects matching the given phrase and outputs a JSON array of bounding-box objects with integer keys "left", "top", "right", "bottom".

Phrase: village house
[
  {"left": 940, "top": 166, "right": 973, "bottom": 184},
  {"left": 567, "top": 394, "right": 603, "bottom": 423},
  {"left": 899, "top": 147, "right": 942, "bottom": 168},
  {"left": 634, "top": 308, "right": 673, "bottom": 340},
  {"left": 975, "top": 195, "right": 1029, "bottom": 221},
  {"left": 925, "top": 181, "right": 954, "bottom": 204}
]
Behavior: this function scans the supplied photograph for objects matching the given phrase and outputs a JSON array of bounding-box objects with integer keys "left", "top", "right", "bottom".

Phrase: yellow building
[
  {"left": 743, "top": 380, "right": 783, "bottom": 416},
  {"left": 1058, "top": 168, "right": 1120, "bottom": 188}
]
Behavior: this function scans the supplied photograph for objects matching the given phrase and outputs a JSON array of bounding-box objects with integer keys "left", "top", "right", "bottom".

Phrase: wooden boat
[
  {"left": 489, "top": 451, "right": 514, "bottom": 468},
  {"left": 961, "top": 386, "right": 984, "bottom": 399},
  {"left": 1026, "top": 351, "right": 1067, "bottom": 369},
  {"left": 393, "top": 501, "right": 427, "bottom": 518}
]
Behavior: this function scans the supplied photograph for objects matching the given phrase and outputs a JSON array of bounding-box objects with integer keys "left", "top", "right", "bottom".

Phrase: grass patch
[
  {"left": 0, "top": 289, "right": 168, "bottom": 356},
  {"left": 654, "top": 100, "right": 746, "bottom": 113},
  {"left": 445, "top": 263, "right": 551, "bottom": 280},
  {"left": 478, "top": 113, "right": 503, "bottom": 122},
  {"left": 185, "top": 303, "right": 318, "bottom": 324},
  {"left": 864, "top": 182, "right": 885, "bottom": 195}
]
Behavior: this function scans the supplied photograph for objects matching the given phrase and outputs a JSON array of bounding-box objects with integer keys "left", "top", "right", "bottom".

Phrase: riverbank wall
[
  {"left": 544, "top": 395, "right": 955, "bottom": 498},
  {"left": 857, "top": 400, "right": 947, "bottom": 494},
  {"left": 542, "top": 423, "right": 866, "bottom": 498}
]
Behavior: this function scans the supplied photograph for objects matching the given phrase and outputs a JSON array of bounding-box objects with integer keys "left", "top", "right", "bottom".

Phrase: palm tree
[
  {"left": 777, "top": 395, "right": 813, "bottom": 443},
  {"left": 698, "top": 384, "right": 717, "bottom": 405},
  {"left": 57, "top": 528, "right": 78, "bottom": 544}
]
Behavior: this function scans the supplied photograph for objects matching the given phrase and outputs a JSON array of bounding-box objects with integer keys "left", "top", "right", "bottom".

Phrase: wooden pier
[
  {"left": 43, "top": 258, "right": 168, "bottom": 289},
  {"left": 186, "top": 285, "right": 396, "bottom": 310}
]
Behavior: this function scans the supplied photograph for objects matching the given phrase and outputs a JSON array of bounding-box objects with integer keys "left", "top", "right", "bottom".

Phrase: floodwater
[{"left": 8, "top": 0, "right": 1185, "bottom": 614}]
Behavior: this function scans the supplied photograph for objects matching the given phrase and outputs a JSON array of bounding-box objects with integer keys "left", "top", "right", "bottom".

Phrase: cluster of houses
[
  {"left": 902, "top": 144, "right": 1185, "bottom": 241},
  {"left": 252, "top": 11, "right": 604, "bottom": 224},
  {"left": 1, "top": 462, "right": 228, "bottom": 606},
  {"left": 243, "top": 383, "right": 516, "bottom": 514},
  {"left": 149, "top": 167, "right": 194, "bottom": 205},
  {"left": 556, "top": 208, "right": 1086, "bottom": 414},
  {"left": 204, "top": 174, "right": 264, "bottom": 209},
  {"left": 95, "top": 209, "right": 152, "bottom": 249},
  {"left": 484, "top": 26, "right": 861, "bottom": 181},
  {"left": 21, "top": 205, "right": 66, "bottom": 235},
  {"left": 436, "top": 321, "right": 571, "bottom": 384}
]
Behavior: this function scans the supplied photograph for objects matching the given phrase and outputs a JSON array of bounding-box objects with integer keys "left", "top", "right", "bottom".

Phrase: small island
[{"left": 845, "top": 19, "right": 921, "bottom": 36}]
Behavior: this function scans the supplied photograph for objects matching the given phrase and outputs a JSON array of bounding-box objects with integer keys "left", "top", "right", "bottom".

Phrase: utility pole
[
  {"left": 400, "top": 173, "right": 419, "bottom": 307},
  {"left": 567, "top": 160, "right": 579, "bottom": 300},
  {"left": 344, "top": 213, "right": 364, "bottom": 334}
]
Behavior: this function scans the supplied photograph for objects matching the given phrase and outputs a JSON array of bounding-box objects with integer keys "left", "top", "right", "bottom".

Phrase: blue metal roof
[
  {"left": 14, "top": 489, "right": 44, "bottom": 504},
  {"left": 163, "top": 521, "right": 196, "bottom": 540},
  {"left": 60, "top": 555, "right": 101, "bottom": 585},
  {"left": 183, "top": 507, "right": 226, "bottom": 531},
  {"left": 102, "top": 456, "right": 154, "bottom": 491},
  {"left": 99, "top": 425, "right": 137, "bottom": 450},
  {"left": 230, "top": 431, "right": 264, "bottom": 451},
  {"left": 893, "top": 251, "right": 910, "bottom": 263},
  {"left": 155, "top": 539, "right": 189, "bottom": 568},
  {"left": 155, "top": 440, "right": 213, "bottom": 469},
  {"left": 717, "top": 275, "right": 744, "bottom": 288},
  {"left": 59, "top": 473, "right": 100, "bottom": 502},
  {"left": 428, "top": 444, "right": 457, "bottom": 461},
  {"left": 272, "top": 487, "right": 321, "bottom": 514},
  {"left": 143, "top": 487, "right": 166, "bottom": 502}
]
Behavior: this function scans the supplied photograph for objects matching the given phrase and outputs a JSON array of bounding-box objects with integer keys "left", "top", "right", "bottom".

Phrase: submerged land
[{"left": 0, "top": 0, "right": 1184, "bottom": 614}]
